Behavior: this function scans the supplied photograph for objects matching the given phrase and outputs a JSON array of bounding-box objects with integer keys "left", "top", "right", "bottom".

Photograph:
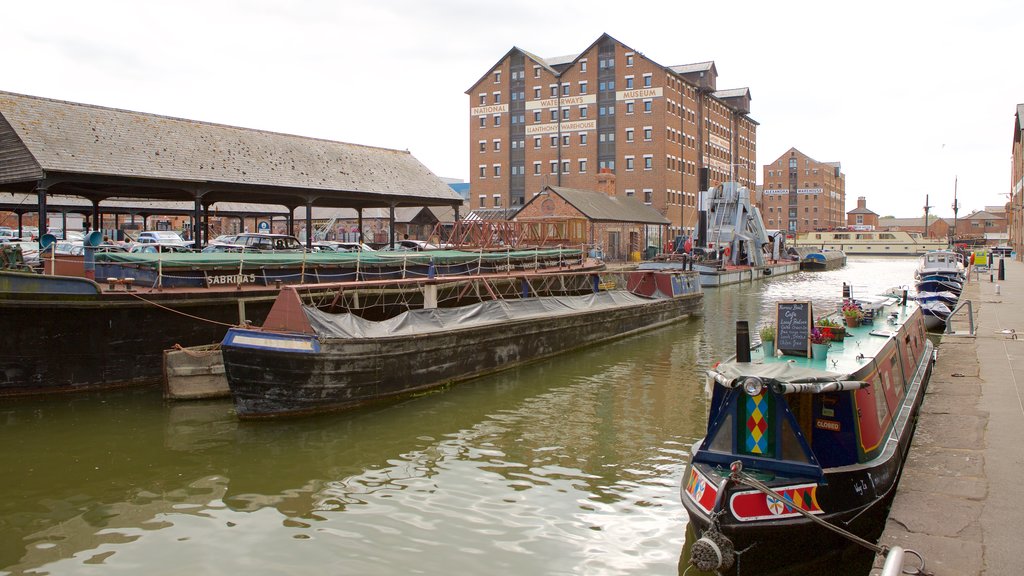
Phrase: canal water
[{"left": 0, "top": 257, "right": 919, "bottom": 576}]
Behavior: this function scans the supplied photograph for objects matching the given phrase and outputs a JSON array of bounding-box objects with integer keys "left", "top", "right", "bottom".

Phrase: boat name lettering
[
  {"left": 206, "top": 274, "right": 257, "bottom": 286},
  {"left": 815, "top": 419, "right": 841, "bottom": 432}
]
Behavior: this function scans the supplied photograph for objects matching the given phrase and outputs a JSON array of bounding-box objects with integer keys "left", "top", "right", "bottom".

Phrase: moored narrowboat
[
  {"left": 680, "top": 292, "right": 933, "bottom": 574},
  {"left": 221, "top": 269, "right": 703, "bottom": 419}
]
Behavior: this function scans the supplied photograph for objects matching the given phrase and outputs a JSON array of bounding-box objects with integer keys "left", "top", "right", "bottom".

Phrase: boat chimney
[
  {"left": 736, "top": 321, "right": 751, "bottom": 363},
  {"left": 842, "top": 282, "right": 851, "bottom": 299},
  {"left": 902, "top": 289, "right": 908, "bottom": 305}
]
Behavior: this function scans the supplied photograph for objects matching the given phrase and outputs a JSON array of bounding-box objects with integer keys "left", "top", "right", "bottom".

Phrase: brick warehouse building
[
  {"left": 466, "top": 33, "right": 757, "bottom": 239},
  {"left": 761, "top": 147, "right": 846, "bottom": 233}
]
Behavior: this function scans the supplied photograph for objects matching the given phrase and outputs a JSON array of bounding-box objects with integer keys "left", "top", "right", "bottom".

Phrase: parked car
[
  {"left": 135, "top": 230, "right": 190, "bottom": 246},
  {"left": 332, "top": 242, "right": 376, "bottom": 252},
  {"left": 233, "top": 233, "right": 304, "bottom": 252},
  {"left": 201, "top": 243, "right": 244, "bottom": 253},
  {"left": 129, "top": 243, "right": 192, "bottom": 254},
  {"left": 386, "top": 239, "right": 451, "bottom": 251},
  {"left": 208, "top": 234, "right": 239, "bottom": 246}
]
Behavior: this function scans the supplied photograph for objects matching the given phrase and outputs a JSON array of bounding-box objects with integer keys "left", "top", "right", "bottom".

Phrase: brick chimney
[
  {"left": 857, "top": 196, "right": 867, "bottom": 210},
  {"left": 597, "top": 168, "right": 616, "bottom": 196}
]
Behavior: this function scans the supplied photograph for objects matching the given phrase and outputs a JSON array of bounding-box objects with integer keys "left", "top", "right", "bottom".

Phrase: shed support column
[
  {"left": 389, "top": 204, "right": 396, "bottom": 250},
  {"left": 287, "top": 211, "right": 295, "bottom": 237},
  {"left": 358, "top": 209, "right": 364, "bottom": 243},
  {"left": 202, "top": 204, "right": 210, "bottom": 245},
  {"left": 193, "top": 196, "right": 202, "bottom": 249},
  {"left": 305, "top": 200, "right": 313, "bottom": 250},
  {"left": 91, "top": 200, "right": 100, "bottom": 234},
  {"left": 61, "top": 212, "right": 67, "bottom": 239}
]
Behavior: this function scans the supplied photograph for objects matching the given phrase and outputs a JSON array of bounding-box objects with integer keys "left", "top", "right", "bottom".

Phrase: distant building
[
  {"left": 956, "top": 209, "right": 1007, "bottom": 243},
  {"left": 515, "top": 172, "right": 670, "bottom": 260},
  {"left": 441, "top": 177, "right": 471, "bottom": 201},
  {"left": 847, "top": 196, "right": 879, "bottom": 229},
  {"left": 466, "top": 32, "right": 758, "bottom": 240},
  {"left": 1011, "top": 104, "right": 1024, "bottom": 257},
  {"left": 878, "top": 215, "right": 949, "bottom": 240},
  {"left": 760, "top": 148, "right": 845, "bottom": 233}
]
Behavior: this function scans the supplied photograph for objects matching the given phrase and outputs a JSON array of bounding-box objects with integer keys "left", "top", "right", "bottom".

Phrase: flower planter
[
  {"left": 845, "top": 317, "right": 861, "bottom": 328},
  {"left": 811, "top": 343, "right": 829, "bottom": 359}
]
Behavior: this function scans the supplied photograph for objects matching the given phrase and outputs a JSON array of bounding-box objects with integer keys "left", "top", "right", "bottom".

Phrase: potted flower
[
  {"left": 842, "top": 301, "right": 864, "bottom": 327},
  {"left": 809, "top": 327, "right": 832, "bottom": 358},
  {"left": 816, "top": 316, "right": 846, "bottom": 341},
  {"left": 759, "top": 323, "right": 776, "bottom": 346}
]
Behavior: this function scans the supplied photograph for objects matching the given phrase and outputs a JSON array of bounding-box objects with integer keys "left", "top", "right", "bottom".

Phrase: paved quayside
[{"left": 871, "top": 257, "right": 1024, "bottom": 575}]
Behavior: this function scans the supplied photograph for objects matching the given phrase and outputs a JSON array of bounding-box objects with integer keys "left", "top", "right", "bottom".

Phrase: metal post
[
  {"left": 192, "top": 196, "right": 202, "bottom": 249},
  {"left": 305, "top": 200, "right": 313, "bottom": 250},
  {"left": 35, "top": 182, "right": 48, "bottom": 237}
]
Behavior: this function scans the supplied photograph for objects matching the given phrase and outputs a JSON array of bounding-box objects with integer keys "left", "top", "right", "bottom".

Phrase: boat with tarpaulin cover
[{"left": 220, "top": 268, "right": 703, "bottom": 418}]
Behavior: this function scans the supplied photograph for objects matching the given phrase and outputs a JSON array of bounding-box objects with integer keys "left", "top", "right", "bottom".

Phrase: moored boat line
[{"left": 0, "top": 246, "right": 600, "bottom": 397}]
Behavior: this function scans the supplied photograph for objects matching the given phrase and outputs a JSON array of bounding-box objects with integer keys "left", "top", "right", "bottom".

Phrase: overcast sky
[{"left": 5, "top": 0, "right": 1022, "bottom": 218}]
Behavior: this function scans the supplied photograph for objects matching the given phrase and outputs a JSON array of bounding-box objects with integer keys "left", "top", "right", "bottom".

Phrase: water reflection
[{"left": 0, "top": 257, "right": 918, "bottom": 575}]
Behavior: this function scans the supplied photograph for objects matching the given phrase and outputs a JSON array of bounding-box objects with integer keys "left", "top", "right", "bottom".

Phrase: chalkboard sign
[{"left": 775, "top": 301, "right": 813, "bottom": 357}]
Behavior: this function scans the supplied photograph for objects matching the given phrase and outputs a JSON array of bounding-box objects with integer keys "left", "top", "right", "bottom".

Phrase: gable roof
[
  {"left": 0, "top": 91, "right": 462, "bottom": 209},
  {"left": 523, "top": 186, "right": 670, "bottom": 224},
  {"left": 847, "top": 206, "right": 877, "bottom": 215}
]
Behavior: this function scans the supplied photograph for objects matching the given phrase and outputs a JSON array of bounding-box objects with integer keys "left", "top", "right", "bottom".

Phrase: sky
[{"left": 4, "top": 0, "right": 1023, "bottom": 218}]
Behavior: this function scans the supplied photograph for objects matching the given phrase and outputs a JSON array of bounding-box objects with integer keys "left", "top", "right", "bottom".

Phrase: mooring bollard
[{"left": 999, "top": 257, "right": 1005, "bottom": 281}]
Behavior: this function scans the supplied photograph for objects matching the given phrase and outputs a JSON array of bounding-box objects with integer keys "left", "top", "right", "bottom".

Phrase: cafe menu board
[{"left": 775, "top": 301, "right": 812, "bottom": 357}]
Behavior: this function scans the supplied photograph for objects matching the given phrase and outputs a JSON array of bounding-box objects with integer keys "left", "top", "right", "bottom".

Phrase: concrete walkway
[{"left": 871, "top": 257, "right": 1024, "bottom": 575}]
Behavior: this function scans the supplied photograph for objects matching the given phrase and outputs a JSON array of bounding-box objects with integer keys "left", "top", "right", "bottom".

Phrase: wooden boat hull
[
  {"left": 222, "top": 287, "right": 702, "bottom": 418},
  {"left": 163, "top": 344, "right": 227, "bottom": 400}
]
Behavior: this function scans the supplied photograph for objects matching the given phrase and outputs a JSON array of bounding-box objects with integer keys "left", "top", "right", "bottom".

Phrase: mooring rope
[
  {"left": 126, "top": 291, "right": 240, "bottom": 328},
  {"left": 728, "top": 462, "right": 932, "bottom": 575}
]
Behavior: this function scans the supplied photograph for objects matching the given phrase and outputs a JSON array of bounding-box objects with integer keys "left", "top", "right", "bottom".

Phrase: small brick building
[{"left": 516, "top": 172, "right": 670, "bottom": 260}]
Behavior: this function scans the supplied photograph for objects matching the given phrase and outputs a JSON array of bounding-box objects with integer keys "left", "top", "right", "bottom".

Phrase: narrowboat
[
  {"left": 680, "top": 292, "right": 933, "bottom": 575},
  {"left": 795, "top": 248, "right": 847, "bottom": 271},
  {"left": 220, "top": 269, "right": 703, "bottom": 419}
]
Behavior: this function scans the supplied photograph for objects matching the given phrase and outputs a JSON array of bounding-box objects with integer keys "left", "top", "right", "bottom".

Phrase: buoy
[{"left": 690, "top": 528, "right": 735, "bottom": 572}]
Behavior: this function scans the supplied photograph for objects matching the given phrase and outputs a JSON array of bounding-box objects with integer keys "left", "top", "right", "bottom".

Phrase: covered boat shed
[{"left": 0, "top": 90, "right": 464, "bottom": 248}]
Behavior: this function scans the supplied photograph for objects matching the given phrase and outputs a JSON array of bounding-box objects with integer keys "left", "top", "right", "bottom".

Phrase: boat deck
[{"left": 747, "top": 296, "right": 919, "bottom": 377}]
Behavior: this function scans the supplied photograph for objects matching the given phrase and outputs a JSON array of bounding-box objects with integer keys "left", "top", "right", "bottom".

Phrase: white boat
[
  {"left": 794, "top": 230, "right": 947, "bottom": 256},
  {"left": 914, "top": 250, "right": 966, "bottom": 331},
  {"left": 914, "top": 249, "right": 965, "bottom": 281}
]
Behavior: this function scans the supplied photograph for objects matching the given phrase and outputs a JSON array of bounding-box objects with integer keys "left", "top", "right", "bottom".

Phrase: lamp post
[{"left": 951, "top": 176, "right": 960, "bottom": 247}]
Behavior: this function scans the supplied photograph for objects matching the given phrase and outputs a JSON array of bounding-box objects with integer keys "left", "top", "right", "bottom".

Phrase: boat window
[
  {"left": 879, "top": 233, "right": 895, "bottom": 239},
  {"left": 856, "top": 233, "right": 874, "bottom": 240},
  {"left": 780, "top": 415, "right": 812, "bottom": 463},
  {"left": 834, "top": 233, "right": 849, "bottom": 240},
  {"left": 708, "top": 410, "right": 735, "bottom": 454}
]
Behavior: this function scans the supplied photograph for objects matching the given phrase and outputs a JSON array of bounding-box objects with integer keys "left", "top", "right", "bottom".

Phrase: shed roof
[
  {"left": 0, "top": 91, "right": 462, "bottom": 209},
  {"left": 523, "top": 186, "right": 670, "bottom": 225}
]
